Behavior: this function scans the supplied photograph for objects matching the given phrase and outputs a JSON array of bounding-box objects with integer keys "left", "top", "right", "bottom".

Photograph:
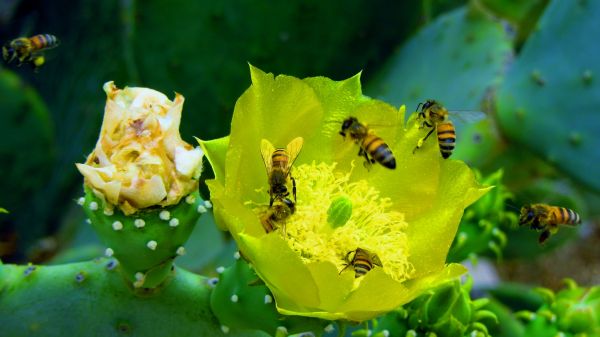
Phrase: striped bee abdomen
[
  {"left": 552, "top": 206, "right": 581, "bottom": 225},
  {"left": 30, "top": 34, "right": 59, "bottom": 50},
  {"left": 437, "top": 121, "right": 456, "bottom": 159},
  {"left": 362, "top": 134, "right": 396, "bottom": 169}
]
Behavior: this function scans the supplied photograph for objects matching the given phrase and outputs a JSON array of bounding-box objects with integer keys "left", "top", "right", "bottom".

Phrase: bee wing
[
  {"left": 449, "top": 110, "right": 486, "bottom": 123},
  {"left": 371, "top": 253, "right": 383, "bottom": 267},
  {"left": 260, "top": 138, "right": 275, "bottom": 175},
  {"left": 285, "top": 136, "right": 304, "bottom": 169}
]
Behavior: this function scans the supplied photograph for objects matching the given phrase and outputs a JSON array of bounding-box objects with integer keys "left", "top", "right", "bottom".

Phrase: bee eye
[{"left": 527, "top": 210, "right": 535, "bottom": 220}]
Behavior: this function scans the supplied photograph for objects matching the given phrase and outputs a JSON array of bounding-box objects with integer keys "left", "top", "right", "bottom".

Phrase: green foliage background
[
  {"left": 1, "top": 0, "right": 599, "bottom": 314},
  {"left": 2, "top": 0, "right": 600, "bottom": 336}
]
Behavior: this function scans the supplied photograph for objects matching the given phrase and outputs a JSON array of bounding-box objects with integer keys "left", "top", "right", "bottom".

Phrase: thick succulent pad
[
  {"left": 496, "top": 0, "right": 600, "bottom": 191},
  {"left": 81, "top": 187, "right": 207, "bottom": 288},
  {"left": 0, "top": 259, "right": 266, "bottom": 337}
]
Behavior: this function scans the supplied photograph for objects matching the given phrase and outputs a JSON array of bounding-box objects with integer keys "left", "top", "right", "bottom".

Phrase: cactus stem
[
  {"left": 134, "top": 272, "right": 146, "bottom": 288},
  {"left": 207, "top": 277, "right": 219, "bottom": 288},
  {"left": 216, "top": 266, "right": 225, "bottom": 274},
  {"left": 221, "top": 325, "right": 230, "bottom": 334},
  {"left": 233, "top": 251, "right": 241, "bottom": 260},
  {"left": 159, "top": 210, "right": 171, "bottom": 220},
  {"left": 169, "top": 218, "right": 180, "bottom": 227},
  {"left": 24, "top": 265, "right": 36, "bottom": 276},
  {"left": 106, "top": 259, "right": 118, "bottom": 270},
  {"left": 531, "top": 69, "right": 545, "bottom": 86},
  {"left": 230, "top": 294, "right": 239, "bottom": 303},
  {"left": 75, "top": 271, "right": 86, "bottom": 283},
  {"left": 89, "top": 201, "right": 99, "bottom": 211},
  {"left": 147, "top": 240, "right": 158, "bottom": 250},
  {"left": 582, "top": 69, "right": 593, "bottom": 85},
  {"left": 568, "top": 132, "right": 582, "bottom": 147},
  {"left": 456, "top": 232, "right": 468, "bottom": 247},
  {"left": 77, "top": 197, "right": 85, "bottom": 205},
  {"left": 264, "top": 294, "right": 273, "bottom": 304},
  {"left": 185, "top": 194, "right": 196, "bottom": 204},
  {"left": 117, "top": 322, "right": 131, "bottom": 334},
  {"left": 176, "top": 246, "right": 186, "bottom": 256},
  {"left": 276, "top": 326, "right": 288, "bottom": 337},
  {"left": 134, "top": 218, "right": 145, "bottom": 228},
  {"left": 197, "top": 205, "right": 208, "bottom": 213},
  {"left": 112, "top": 221, "right": 123, "bottom": 231},
  {"left": 105, "top": 248, "right": 114, "bottom": 257}
]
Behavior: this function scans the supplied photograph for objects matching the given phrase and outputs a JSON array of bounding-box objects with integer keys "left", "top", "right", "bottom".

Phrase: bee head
[
  {"left": 2, "top": 45, "right": 13, "bottom": 62},
  {"left": 423, "top": 99, "right": 436, "bottom": 111},
  {"left": 518, "top": 204, "right": 535, "bottom": 225},
  {"left": 282, "top": 197, "right": 295, "bottom": 214},
  {"left": 340, "top": 117, "right": 358, "bottom": 135}
]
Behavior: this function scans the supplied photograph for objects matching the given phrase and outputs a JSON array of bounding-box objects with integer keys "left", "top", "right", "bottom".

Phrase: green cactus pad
[
  {"left": 0, "top": 259, "right": 267, "bottom": 337},
  {"left": 367, "top": 5, "right": 511, "bottom": 113},
  {"left": 496, "top": 0, "right": 600, "bottom": 191},
  {"left": 210, "top": 257, "right": 326, "bottom": 336},
  {"left": 81, "top": 187, "right": 206, "bottom": 288}
]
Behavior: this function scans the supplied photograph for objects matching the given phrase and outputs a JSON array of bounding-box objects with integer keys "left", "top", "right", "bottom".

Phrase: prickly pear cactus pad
[
  {"left": 496, "top": 0, "right": 600, "bottom": 191},
  {"left": 200, "top": 65, "right": 490, "bottom": 321},
  {"left": 0, "top": 259, "right": 264, "bottom": 337},
  {"left": 75, "top": 82, "right": 205, "bottom": 288},
  {"left": 367, "top": 5, "right": 512, "bottom": 112}
]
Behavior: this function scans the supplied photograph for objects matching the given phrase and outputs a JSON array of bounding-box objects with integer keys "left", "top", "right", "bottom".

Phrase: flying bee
[
  {"left": 519, "top": 203, "right": 581, "bottom": 244},
  {"left": 2, "top": 34, "right": 59, "bottom": 70},
  {"left": 339, "top": 117, "right": 396, "bottom": 169},
  {"left": 260, "top": 197, "right": 295, "bottom": 234},
  {"left": 339, "top": 247, "right": 383, "bottom": 278},
  {"left": 260, "top": 137, "right": 303, "bottom": 207},
  {"left": 413, "top": 99, "right": 484, "bottom": 159}
]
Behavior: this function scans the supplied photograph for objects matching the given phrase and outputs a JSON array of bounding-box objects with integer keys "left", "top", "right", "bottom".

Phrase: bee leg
[
  {"left": 281, "top": 222, "right": 287, "bottom": 238},
  {"left": 358, "top": 148, "right": 372, "bottom": 170},
  {"left": 269, "top": 194, "right": 274, "bottom": 207},
  {"left": 539, "top": 230, "right": 551, "bottom": 244},
  {"left": 338, "top": 263, "right": 352, "bottom": 275},
  {"left": 291, "top": 176, "right": 297, "bottom": 203},
  {"left": 413, "top": 128, "right": 435, "bottom": 154}
]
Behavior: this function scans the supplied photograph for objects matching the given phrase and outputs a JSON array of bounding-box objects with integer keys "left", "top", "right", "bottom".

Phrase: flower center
[{"left": 252, "top": 161, "right": 414, "bottom": 283}]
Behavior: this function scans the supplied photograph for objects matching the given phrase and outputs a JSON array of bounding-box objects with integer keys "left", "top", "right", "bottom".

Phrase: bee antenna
[
  {"left": 505, "top": 203, "right": 521, "bottom": 212},
  {"left": 415, "top": 102, "right": 423, "bottom": 112}
]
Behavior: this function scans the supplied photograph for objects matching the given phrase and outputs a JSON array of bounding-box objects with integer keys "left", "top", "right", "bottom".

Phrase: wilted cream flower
[{"left": 76, "top": 82, "right": 203, "bottom": 215}]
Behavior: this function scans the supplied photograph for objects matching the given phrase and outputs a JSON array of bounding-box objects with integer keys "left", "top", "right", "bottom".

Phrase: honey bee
[
  {"left": 2, "top": 34, "right": 59, "bottom": 70},
  {"left": 413, "top": 99, "right": 484, "bottom": 159},
  {"left": 339, "top": 117, "right": 396, "bottom": 169},
  {"left": 260, "top": 197, "right": 295, "bottom": 234},
  {"left": 519, "top": 203, "right": 582, "bottom": 244},
  {"left": 260, "top": 137, "right": 303, "bottom": 207},
  {"left": 339, "top": 248, "right": 383, "bottom": 278}
]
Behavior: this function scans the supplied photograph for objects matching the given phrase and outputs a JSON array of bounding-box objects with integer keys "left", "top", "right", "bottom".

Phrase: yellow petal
[{"left": 238, "top": 233, "right": 321, "bottom": 312}]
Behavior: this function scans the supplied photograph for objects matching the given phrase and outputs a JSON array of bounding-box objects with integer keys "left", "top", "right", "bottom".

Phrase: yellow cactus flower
[
  {"left": 201, "top": 66, "right": 489, "bottom": 322},
  {"left": 76, "top": 82, "right": 203, "bottom": 215}
]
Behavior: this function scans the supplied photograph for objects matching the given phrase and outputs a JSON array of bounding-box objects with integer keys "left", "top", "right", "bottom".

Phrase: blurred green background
[{"left": 1, "top": 0, "right": 599, "bottom": 292}]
